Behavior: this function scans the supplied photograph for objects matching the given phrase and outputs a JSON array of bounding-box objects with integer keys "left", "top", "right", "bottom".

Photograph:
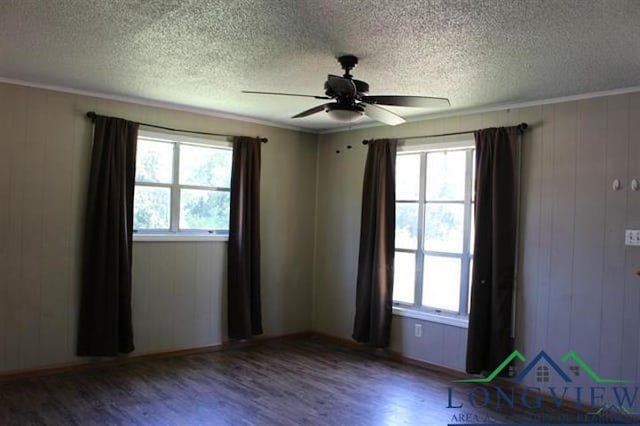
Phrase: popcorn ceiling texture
[{"left": 1, "top": 0, "right": 639, "bottom": 130}]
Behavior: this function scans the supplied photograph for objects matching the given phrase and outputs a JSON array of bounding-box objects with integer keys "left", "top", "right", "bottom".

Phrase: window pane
[
  {"left": 468, "top": 258, "right": 474, "bottom": 314},
  {"left": 396, "top": 203, "right": 419, "bottom": 249},
  {"left": 396, "top": 154, "right": 421, "bottom": 200},
  {"left": 134, "top": 186, "right": 170, "bottom": 230},
  {"left": 180, "top": 189, "right": 230, "bottom": 231},
  {"left": 422, "top": 256, "right": 461, "bottom": 312},
  {"left": 472, "top": 149, "right": 476, "bottom": 201},
  {"left": 135, "top": 139, "right": 173, "bottom": 184},
  {"left": 180, "top": 145, "right": 232, "bottom": 188},
  {"left": 424, "top": 203, "right": 464, "bottom": 253},
  {"left": 426, "top": 150, "right": 466, "bottom": 201},
  {"left": 393, "top": 252, "right": 415, "bottom": 304},
  {"left": 470, "top": 206, "right": 475, "bottom": 254}
]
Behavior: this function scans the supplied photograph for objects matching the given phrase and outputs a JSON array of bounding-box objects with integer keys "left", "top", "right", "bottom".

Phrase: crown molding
[
  {"left": 320, "top": 85, "right": 640, "bottom": 134},
  {"left": 0, "top": 77, "right": 311, "bottom": 133}
]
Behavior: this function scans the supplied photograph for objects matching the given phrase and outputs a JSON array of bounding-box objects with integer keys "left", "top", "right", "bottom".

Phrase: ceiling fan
[{"left": 243, "top": 55, "right": 451, "bottom": 126}]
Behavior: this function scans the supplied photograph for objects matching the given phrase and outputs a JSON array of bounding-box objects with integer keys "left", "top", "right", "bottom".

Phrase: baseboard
[{"left": 0, "top": 330, "right": 314, "bottom": 382}]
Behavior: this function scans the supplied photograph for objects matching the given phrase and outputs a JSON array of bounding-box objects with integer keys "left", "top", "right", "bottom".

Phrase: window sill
[
  {"left": 133, "top": 234, "right": 228, "bottom": 242},
  {"left": 392, "top": 306, "right": 469, "bottom": 329}
]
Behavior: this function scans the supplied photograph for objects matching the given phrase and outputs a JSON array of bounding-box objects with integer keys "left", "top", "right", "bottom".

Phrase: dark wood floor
[{"left": 0, "top": 336, "right": 627, "bottom": 425}]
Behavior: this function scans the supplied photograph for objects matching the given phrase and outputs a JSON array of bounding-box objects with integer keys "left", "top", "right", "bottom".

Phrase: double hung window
[
  {"left": 393, "top": 140, "right": 475, "bottom": 319},
  {"left": 133, "top": 131, "right": 232, "bottom": 236}
]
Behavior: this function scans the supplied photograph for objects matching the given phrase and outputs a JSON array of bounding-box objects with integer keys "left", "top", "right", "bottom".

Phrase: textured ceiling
[{"left": 1, "top": 0, "right": 639, "bottom": 131}]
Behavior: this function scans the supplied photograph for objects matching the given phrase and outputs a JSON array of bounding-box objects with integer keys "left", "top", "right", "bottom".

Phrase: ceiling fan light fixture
[{"left": 326, "top": 104, "right": 365, "bottom": 122}]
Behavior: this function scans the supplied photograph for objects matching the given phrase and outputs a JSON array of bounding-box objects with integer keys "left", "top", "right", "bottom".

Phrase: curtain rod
[
  {"left": 85, "top": 111, "right": 268, "bottom": 143},
  {"left": 361, "top": 122, "right": 528, "bottom": 145}
]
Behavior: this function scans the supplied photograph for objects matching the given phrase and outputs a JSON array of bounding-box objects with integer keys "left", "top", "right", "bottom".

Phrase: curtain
[
  {"left": 466, "top": 126, "right": 523, "bottom": 374},
  {"left": 352, "top": 138, "right": 397, "bottom": 348},
  {"left": 77, "top": 115, "right": 139, "bottom": 356},
  {"left": 227, "top": 137, "right": 263, "bottom": 339}
]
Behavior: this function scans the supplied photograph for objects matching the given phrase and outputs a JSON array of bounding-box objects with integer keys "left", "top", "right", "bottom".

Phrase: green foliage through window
[{"left": 133, "top": 133, "right": 232, "bottom": 234}]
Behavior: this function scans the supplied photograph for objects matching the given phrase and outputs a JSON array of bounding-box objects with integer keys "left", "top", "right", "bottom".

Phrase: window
[
  {"left": 133, "top": 130, "right": 232, "bottom": 236},
  {"left": 536, "top": 366, "right": 549, "bottom": 383},
  {"left": 393, "top": 142, "right": 475, "bottom": 318},
  {"left": 569, "top": 365, "right": 580, "bottom": 377}
]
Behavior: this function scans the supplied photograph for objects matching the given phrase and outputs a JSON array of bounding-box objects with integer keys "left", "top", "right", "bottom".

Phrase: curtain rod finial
[
  {"left": 86, "top": 111, "right": 97, "bottom": 121},
  {"left": 519, "top": 122, "right": 528, "bottom": 131}
]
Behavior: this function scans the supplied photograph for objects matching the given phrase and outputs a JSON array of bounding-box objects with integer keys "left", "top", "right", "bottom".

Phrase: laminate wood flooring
[{"left": 0, "top": 336, "right": 629, "bottom": 425}]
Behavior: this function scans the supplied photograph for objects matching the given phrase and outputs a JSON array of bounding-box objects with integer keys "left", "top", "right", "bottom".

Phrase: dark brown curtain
[
  {"left": 352, "top": 138, "right": 397, "bottom": 348},
  {"left": 77, "top": 115, "right": 139, "bottom": 356},
  {"left": 466, "top": 126, "right": 523, "bottom": 374},
  {"left": 227, "top": 137, "right": 263, "bottom": 339}
]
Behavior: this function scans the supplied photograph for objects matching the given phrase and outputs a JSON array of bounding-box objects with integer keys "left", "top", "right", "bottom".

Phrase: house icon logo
[
  {"left": 513, "top": 350, "right": 572, "bottom": 383},
  {"left": 453, "top": 349, "right": 630, "bottom": 384}
]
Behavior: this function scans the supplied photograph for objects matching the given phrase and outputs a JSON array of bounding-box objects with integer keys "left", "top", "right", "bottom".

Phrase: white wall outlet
[
  {"left": 625, "top": 230, "right": 640, "bottom": 246},
  {"left": 414, "top": 323, "right": 422, "bottom": 338}
]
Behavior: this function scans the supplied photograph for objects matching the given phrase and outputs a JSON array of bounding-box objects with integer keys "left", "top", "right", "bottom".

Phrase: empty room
[{"left": 2, "top": 1, "right": 640, "bottom": 425}]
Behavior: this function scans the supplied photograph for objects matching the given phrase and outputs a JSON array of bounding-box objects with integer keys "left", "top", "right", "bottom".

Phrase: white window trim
[
  {"left": 134, "top": 129, "right": 233, "bottom": 240},
  {"left": 133, "top": 234, "right": 228, "bottom": 242},
  {"left": 393, "top": 133, "right": 475, "bottom": 327},
  {"left": 139, "top": 129, "right": 233, "bottom": 148},
  {"left": 398, "top": 132, "right": 475, "bottom": 153},
  {"left": 392, "top": 306, "right": 469, "bottom": 329}
]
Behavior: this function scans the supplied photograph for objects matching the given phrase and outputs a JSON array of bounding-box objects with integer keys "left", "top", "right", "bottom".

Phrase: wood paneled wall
[
  {"left": 0, "top": 82, "right": 318, "bottom": 374},
  {"left": 131, "top": 242, "right": 227, "bottom": 355},
  {"left": 518, "top": 95, "right": 640, "bottom": 385},
  {"left": 314, "top": 94, "right": 640, "bottom": 383}
]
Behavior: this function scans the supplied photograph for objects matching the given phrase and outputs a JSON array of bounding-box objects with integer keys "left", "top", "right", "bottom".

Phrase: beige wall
[
  {"left": 313, "top": 94, "right": 640, "bottom": 384},
  {"left": 0, "top": 82, "right": 317, "bottom": 373},
  {"left": 4, "top": 78, "right": 640, "bottom": 386}
]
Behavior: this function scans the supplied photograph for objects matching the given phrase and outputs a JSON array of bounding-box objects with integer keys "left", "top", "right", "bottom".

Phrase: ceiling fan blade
[
  {"left": 361, "top": 95, "right": 450, "bottom": 108},
  {"left": 361, "top": 103, "right": 406, "bottom": 126},
  {"left": 243, "top": 90, "right": 330, "bottom": 100},
  {"left": 292, "top": 103, "right": 333, "bottom": 118},
  {"left": 327, "top": 75, "right": 357, "bottom": 97}
]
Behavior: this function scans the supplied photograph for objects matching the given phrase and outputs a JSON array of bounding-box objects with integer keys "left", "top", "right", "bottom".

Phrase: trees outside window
[{"left": 134, "top": 132, "right": 232, "bottom": 235}]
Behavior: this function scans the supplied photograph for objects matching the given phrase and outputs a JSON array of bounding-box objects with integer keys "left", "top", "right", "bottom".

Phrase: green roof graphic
[
  {"left": 452, "top": 350, "right": 525, "bottom": 383},
  {"left": 561, "top": 350, "right": 630, "bottom": 383}
]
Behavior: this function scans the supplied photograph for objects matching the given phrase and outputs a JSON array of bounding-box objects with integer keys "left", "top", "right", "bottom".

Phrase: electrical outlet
[
  {"left": 414, "top": 323, "right": 422, "bottom": 338},
  {"left": 626, "top": 230, "right": 640, "bottom": 246}
]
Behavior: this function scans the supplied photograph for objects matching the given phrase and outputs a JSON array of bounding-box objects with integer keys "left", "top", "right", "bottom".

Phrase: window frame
[
  {"left": 133, "top": 129, "right": 233, "bottom": 241},
  {"left": 392, "top": 136, "right": 475, "bottom": 327}
]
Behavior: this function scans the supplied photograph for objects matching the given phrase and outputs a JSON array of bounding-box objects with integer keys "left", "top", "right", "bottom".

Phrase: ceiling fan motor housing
[{"left": 324, "top": 79, "right": 369, "bottom": 98}]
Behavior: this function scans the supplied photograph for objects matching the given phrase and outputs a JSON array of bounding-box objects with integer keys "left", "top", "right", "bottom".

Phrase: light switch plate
[{"left": 625, "top": 230, "right": 640, "bottom": 246}]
